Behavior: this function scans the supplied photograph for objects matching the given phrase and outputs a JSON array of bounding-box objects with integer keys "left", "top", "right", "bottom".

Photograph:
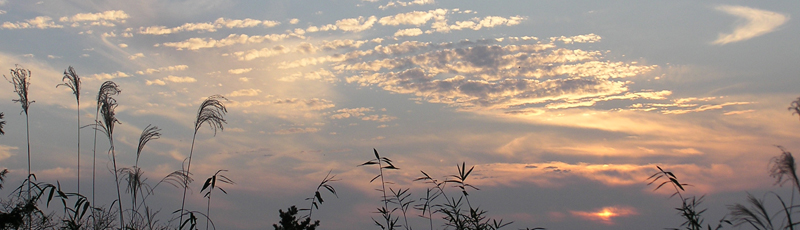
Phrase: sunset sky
[{"left": 0, "top": 0, "right": 798, "bottom": 229}]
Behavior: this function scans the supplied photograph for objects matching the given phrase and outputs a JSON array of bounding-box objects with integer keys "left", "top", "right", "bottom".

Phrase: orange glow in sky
[{"left": 570, "top": 206, "right": 638, "bottom": 224}]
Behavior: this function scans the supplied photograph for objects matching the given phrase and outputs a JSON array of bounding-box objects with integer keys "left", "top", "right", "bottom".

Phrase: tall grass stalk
[
  {"left": 179, "top": 95, "right": 227, "bottom": 228},
  {"left": 416, "top": 163, "right": 511, "bottom": 230},
  {"left": 5, "top": 65, "right": 33, "bottom": 230},
  {"left": 121, "top": 125, "right": 161, "bottom": 228},
  {"left": 97, "top": 87, "right": 124, "bottom": 226},
  {"left": 302, "top": 170, "right": 338, "bottom": 220},
  {"left": 360, "top": 148, "right": 400, "bottom": 230},
  {"left": 57, "top": 66, "right": 81, "bottom": 194},
  {"left": 90, "top": 81, "right": 120, "bottom": 227}
]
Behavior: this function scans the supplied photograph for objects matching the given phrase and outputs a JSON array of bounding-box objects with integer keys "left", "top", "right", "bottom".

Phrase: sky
[{"left": 0, "top": 0, "right": 798, "bottom": 229}]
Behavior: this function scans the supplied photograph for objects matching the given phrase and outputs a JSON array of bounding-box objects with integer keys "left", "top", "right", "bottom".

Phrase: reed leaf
[{"left": 201, "top": 170, "right": 234, "bottom": 230}]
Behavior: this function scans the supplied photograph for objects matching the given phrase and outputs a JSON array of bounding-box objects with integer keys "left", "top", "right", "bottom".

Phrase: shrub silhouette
[{"left": 273, "top": 205, "right": 320, "bottom": 230}]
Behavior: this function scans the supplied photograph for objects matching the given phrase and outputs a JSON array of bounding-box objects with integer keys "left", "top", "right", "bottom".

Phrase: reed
[
  {"left": 57, "top": 66, "right": 81, "bottom": 195},
  {"left": 360, "top": 148, "right": 401, "bottom": 230},
  {"left": 179, "top": 95, "right": 227, "bottom": 228},
  {"left": 96, "top": 85, "right": 124, "bottom": 226},
  {"left": 5, "top": 65, "right": 34, "bottom": 230},
  {"left": 90, "top": 80, "right": 120, "bottom": 228}
]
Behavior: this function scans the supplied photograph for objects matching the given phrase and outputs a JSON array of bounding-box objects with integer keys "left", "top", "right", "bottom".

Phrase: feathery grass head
[
  {"left": 769, "top": 146, "right": 798, "bottom": 187},
  {"left": 57, "top": 66, "right": 80, "bottom": 102},
  {"left": 790, "top": 97, "right": 800, "bottom": 120},
  {"left": 99, "top": 96, "right": 120, "bottom": 138},
  {"left": 96, "top": 81, "right": 120, "bottom": 107},
  {"left": 728, "top": 193, "right": 774, "bottom": 229},
  {"left": 137, "top": 125, "right": 161, "bottom": 161},
  {"left": 194, "top": 95, "right": 228, "bottom": 135},
  {"left": 0, "top": 112, "right": 5, "bottom": 135},
  {"left": 5, "top": 65, "right": 34, "bottom": 114},
  {"left": 162, "top": 170, "right": 193, "bottom": 190}
]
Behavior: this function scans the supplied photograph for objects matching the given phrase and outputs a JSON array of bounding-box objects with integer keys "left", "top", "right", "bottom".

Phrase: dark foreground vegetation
[{"left": 0, "top": 65, "right": 797, "bottom": 230}]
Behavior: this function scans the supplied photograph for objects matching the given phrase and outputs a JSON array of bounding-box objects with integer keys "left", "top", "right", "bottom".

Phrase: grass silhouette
[
  {"left": 4, "top": 65, "right": 33, "bottom": 230},
  {"left": 3, "top": 62, "right": 800, "bottom": 230},
  {"left": 179, "top": 94, "right": 228, "bottom": 228},
  {"left": 57, "top": 66, "right": 81, "bottom": 196},
  {"left": 201, "top": 169, "right": 233, "bottom": 230},
  {"left": 90, "top": 80, "right": 120, "bottom": 229}
]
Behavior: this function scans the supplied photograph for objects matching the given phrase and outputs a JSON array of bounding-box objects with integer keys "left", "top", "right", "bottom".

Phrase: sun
[{"left": 595, "top": 208, "right": 617, "bottom": 221}]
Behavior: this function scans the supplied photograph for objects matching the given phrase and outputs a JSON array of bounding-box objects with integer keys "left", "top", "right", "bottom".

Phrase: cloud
[
  {"left": 341, "top": 40, "right": 656, "bottom": 111},
  {"left": 712, "top": 5, "right": 789, "bottom": 45},
  {"left": 629, "top": 99, "right": 752, "bottom": 115},
  {"left": 136, "top": 65, "right": 189, "bottom": 75},
  {"left": 320, "top": 39, "right": 370, "bottom": 50},
  {"left": 335, "top": 16, "right": 377, "bottom": 32},
  {"left": 231, "top": 45, "right": 290, "bottom": 61},
  {"left": 161, "top": 33, "right": 295, "bottom": 50},
  {"left": 139, "top": 17, "right": 279, "bottom": 35},
  {"left": 59, "top": 10, "right": 129, "bottom": 27},
  {"left": 379, "top": 0, "right": 434, "bottom": 9},
  {"left": 228, "top": 98, "right": 335, "bottom": 111},
  {"left": 2, "top": 16, "right": 62, "bottom": 29},
  {"left": 274, "top": 127, "right": 320, "bottom": 135},
  {"left": 434, "top": 15, "right": 524, "bottom": 33},
  {"left": 89, "top": 71, "right": 130, "bottom": 80},
  {"left": 394, "top": 28, "right": 423, "bottom": 37},
  {"left": 281, "top": 69, "right": 338, "bottom": 83},
  {"left": 379, "top": 9, "right": 445, "bottom": 26},
  {"left": 227, "top": 88, "right": 261, "bottom": 97},
  {"left": 330, "top": 107, "right": 373, "bottom": 119},
  {"left": 128, "top": 53, "right": 144, "bottom": 60},
  {"left": 227, "top": 68, "right": 253, "bottom": 74},
  {"left": 362, "top": 114, "right": 397, "bottom": 122},
  {"left": 289, "top": 18, "right": 299, "bottom": 24},
  {"left": 550, "top": 34, "right": 602, "bottom": 44},
  {"left": 145, "top": 75, "right": 197, "bottom": 85},
  {"left": 0, "top": 145, "right": 18, "bottom": 161}
]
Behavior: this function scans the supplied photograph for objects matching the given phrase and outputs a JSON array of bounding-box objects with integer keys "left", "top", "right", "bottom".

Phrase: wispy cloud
[
  {"left": 227, "top": 68, "right": 253, "bottom": 74},
  {"left": 89, "top": 71, "right": 130, "bottom": 80},
  {"left": 59, "top": 10, "right": 128, "bottom": 27},
  {"left": 394, "top": 28, "right": 422, "bottom": 37},
  {"left": 139, "top": 17, "right": 279, "bottom": 35},
  {"left": 274, "top": 127, "right": 320, "bottom": 135},
  {"left": 379, "top": 0, "right": 434, "bottom": 10},
  {"left": 136, "top": 65, "right": 189, "bottom": 75},
  {"left": 160, "top": 33, "right": 296, "bottom": 50},
  {"left": 712, "top": 5, "right": 789, "bottom": 45},
  {"left": 335, "top": 16, "right": 377, "bottom": 32},
  {"left": 145, "top": 75, "right": 197, "bottom": 85},
  {"left": 2, "top": 16, "right": 62, "bottom": 29}
]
